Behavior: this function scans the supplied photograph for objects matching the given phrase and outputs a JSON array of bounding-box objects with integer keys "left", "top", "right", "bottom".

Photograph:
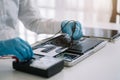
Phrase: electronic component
[
  {"left": 32, "top": 34, "right": 107, "bottom": 66},
  {"left": 55, "top": 52, "right": 80, "bottom": 62},
  {"left": 13, "top": 54, "right": 64, "bottom": 78},
  {"left": 41, "top": 46, "right": 56, "bottom": 53}
]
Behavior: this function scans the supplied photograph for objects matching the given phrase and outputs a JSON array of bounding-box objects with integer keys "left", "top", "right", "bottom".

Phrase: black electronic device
[
  {"left": 13, "top": 54, "right": 64, "bottom": 78},
  {"left": 83, "top": 27, "right": 120, "bottom": 41}
]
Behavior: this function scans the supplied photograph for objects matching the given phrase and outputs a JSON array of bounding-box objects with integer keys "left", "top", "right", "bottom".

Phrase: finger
[
  {"left": 20, "top": 39, "right": 33, "bottom": 59},
  {"left": 65, "top": 22, "right": 74, "bottom": 37},
  {"left": 13, "top": 50, "right": 24, "bottom": 62},
  {"left": 73, "top": 24, "right": 83, "bottom": 40},
  {"left": 76, "top": 22, "right": 83, "bottom": 38},
  {"left": 61, "top": 20, "right": 69, "bottom": 28},
  {"left": 18, "top": 38, "right": 34, "bottom": 59},
  {"left": 15, "top": 45, "right": 28, "bottom": 60},
  {"left": 74, "top": 30, "right": 83, "bottom": 40},
  {"left": 19, "top": 41, "right": 31, "bottom": 59}
]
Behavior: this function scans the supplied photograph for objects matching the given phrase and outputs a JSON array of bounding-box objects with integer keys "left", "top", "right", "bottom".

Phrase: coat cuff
[{"left": 0, "top": 29, "right": 18, "bottom": 41}]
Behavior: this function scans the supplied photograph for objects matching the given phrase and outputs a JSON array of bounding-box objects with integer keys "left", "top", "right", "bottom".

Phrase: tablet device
[
  {"left": 83, "top": 27, "right": 120, "bottom": 41},
  {"left": 32, "top": 34, "right": 107, "bottom": 66}
]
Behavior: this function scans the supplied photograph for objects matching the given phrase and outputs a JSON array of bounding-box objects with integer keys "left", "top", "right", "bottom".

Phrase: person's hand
[
  {"left": 0, "top": 37, "right": 33, "bottom": 61},
  {"left": 61, "top": 20, "right": 83, "bottom": 40}
]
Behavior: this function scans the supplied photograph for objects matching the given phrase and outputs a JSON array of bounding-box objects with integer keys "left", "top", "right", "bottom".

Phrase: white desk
[{"left": 1, "top": 23, "right": 120, "bottom": 80}]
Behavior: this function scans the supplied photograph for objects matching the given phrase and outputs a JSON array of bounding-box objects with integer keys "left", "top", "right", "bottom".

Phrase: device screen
[
  {"left": 83, "top": 27, "right": 120, "bottom": 39},
  {"left": 55, "top": 52, "right": 80, "bottom": 62}
]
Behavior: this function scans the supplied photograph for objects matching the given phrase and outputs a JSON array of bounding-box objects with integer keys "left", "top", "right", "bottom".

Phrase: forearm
[
  {"left": 19, "top": 0, "right": 61, "bottom": 34},
  {"left": 25, "top": 19, "right": 61, "bottom": 34},
  {"left": 19, "top": 16, "right": 62, "bottom": 34}
]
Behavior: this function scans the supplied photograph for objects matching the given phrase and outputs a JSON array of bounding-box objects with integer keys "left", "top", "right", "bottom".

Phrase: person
[{"left": 0, "top": 0, "right": 83, "bottom": 62}]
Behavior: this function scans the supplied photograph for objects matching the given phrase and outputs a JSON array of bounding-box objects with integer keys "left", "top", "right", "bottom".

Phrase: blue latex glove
[
  {"left": 0, "top": 37, "right": 33, "bottom": 61},
  {"left": 61, "top": 20, "right": 83, "bottom": 40}
]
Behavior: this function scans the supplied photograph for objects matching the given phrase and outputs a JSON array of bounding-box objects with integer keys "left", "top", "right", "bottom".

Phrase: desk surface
[{"left": 1, "top": 23, "right": 120, "bottom": 80}]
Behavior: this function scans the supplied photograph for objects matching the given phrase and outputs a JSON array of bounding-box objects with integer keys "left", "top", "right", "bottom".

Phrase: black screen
[{"left": 83, "top": 27, "right": 120, "bottom": 39}]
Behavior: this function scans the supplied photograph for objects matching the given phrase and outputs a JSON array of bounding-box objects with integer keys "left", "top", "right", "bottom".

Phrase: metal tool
[{"left": 70, "top": 21, "right": 76, "bottom": 47}]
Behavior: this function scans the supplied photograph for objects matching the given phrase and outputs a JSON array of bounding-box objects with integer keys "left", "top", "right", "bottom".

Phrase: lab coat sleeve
[{"left": 18, "top": 0, "right": 61, "bottom": 34}]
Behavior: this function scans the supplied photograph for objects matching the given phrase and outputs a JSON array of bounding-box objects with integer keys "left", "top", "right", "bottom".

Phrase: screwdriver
[{"left": 70, "top": 21, "right": 76, "bottom": 47}]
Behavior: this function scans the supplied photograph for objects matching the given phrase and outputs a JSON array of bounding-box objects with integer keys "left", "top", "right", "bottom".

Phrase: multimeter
[{"left": 13, "top": 54, "right": 64, "bottom": 78}]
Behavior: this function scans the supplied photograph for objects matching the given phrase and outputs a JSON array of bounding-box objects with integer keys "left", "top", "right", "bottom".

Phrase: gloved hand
[
  {"left": 0, "top": 37, "right": 33, "bottom": 61},
  {"left": 61, "top": 20, "right": 83, "bottom": 40}
]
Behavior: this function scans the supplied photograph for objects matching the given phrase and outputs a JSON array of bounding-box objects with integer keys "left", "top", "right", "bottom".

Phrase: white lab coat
[{"left": 0, "top": 0, "right": 61, "bottom": 41}]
